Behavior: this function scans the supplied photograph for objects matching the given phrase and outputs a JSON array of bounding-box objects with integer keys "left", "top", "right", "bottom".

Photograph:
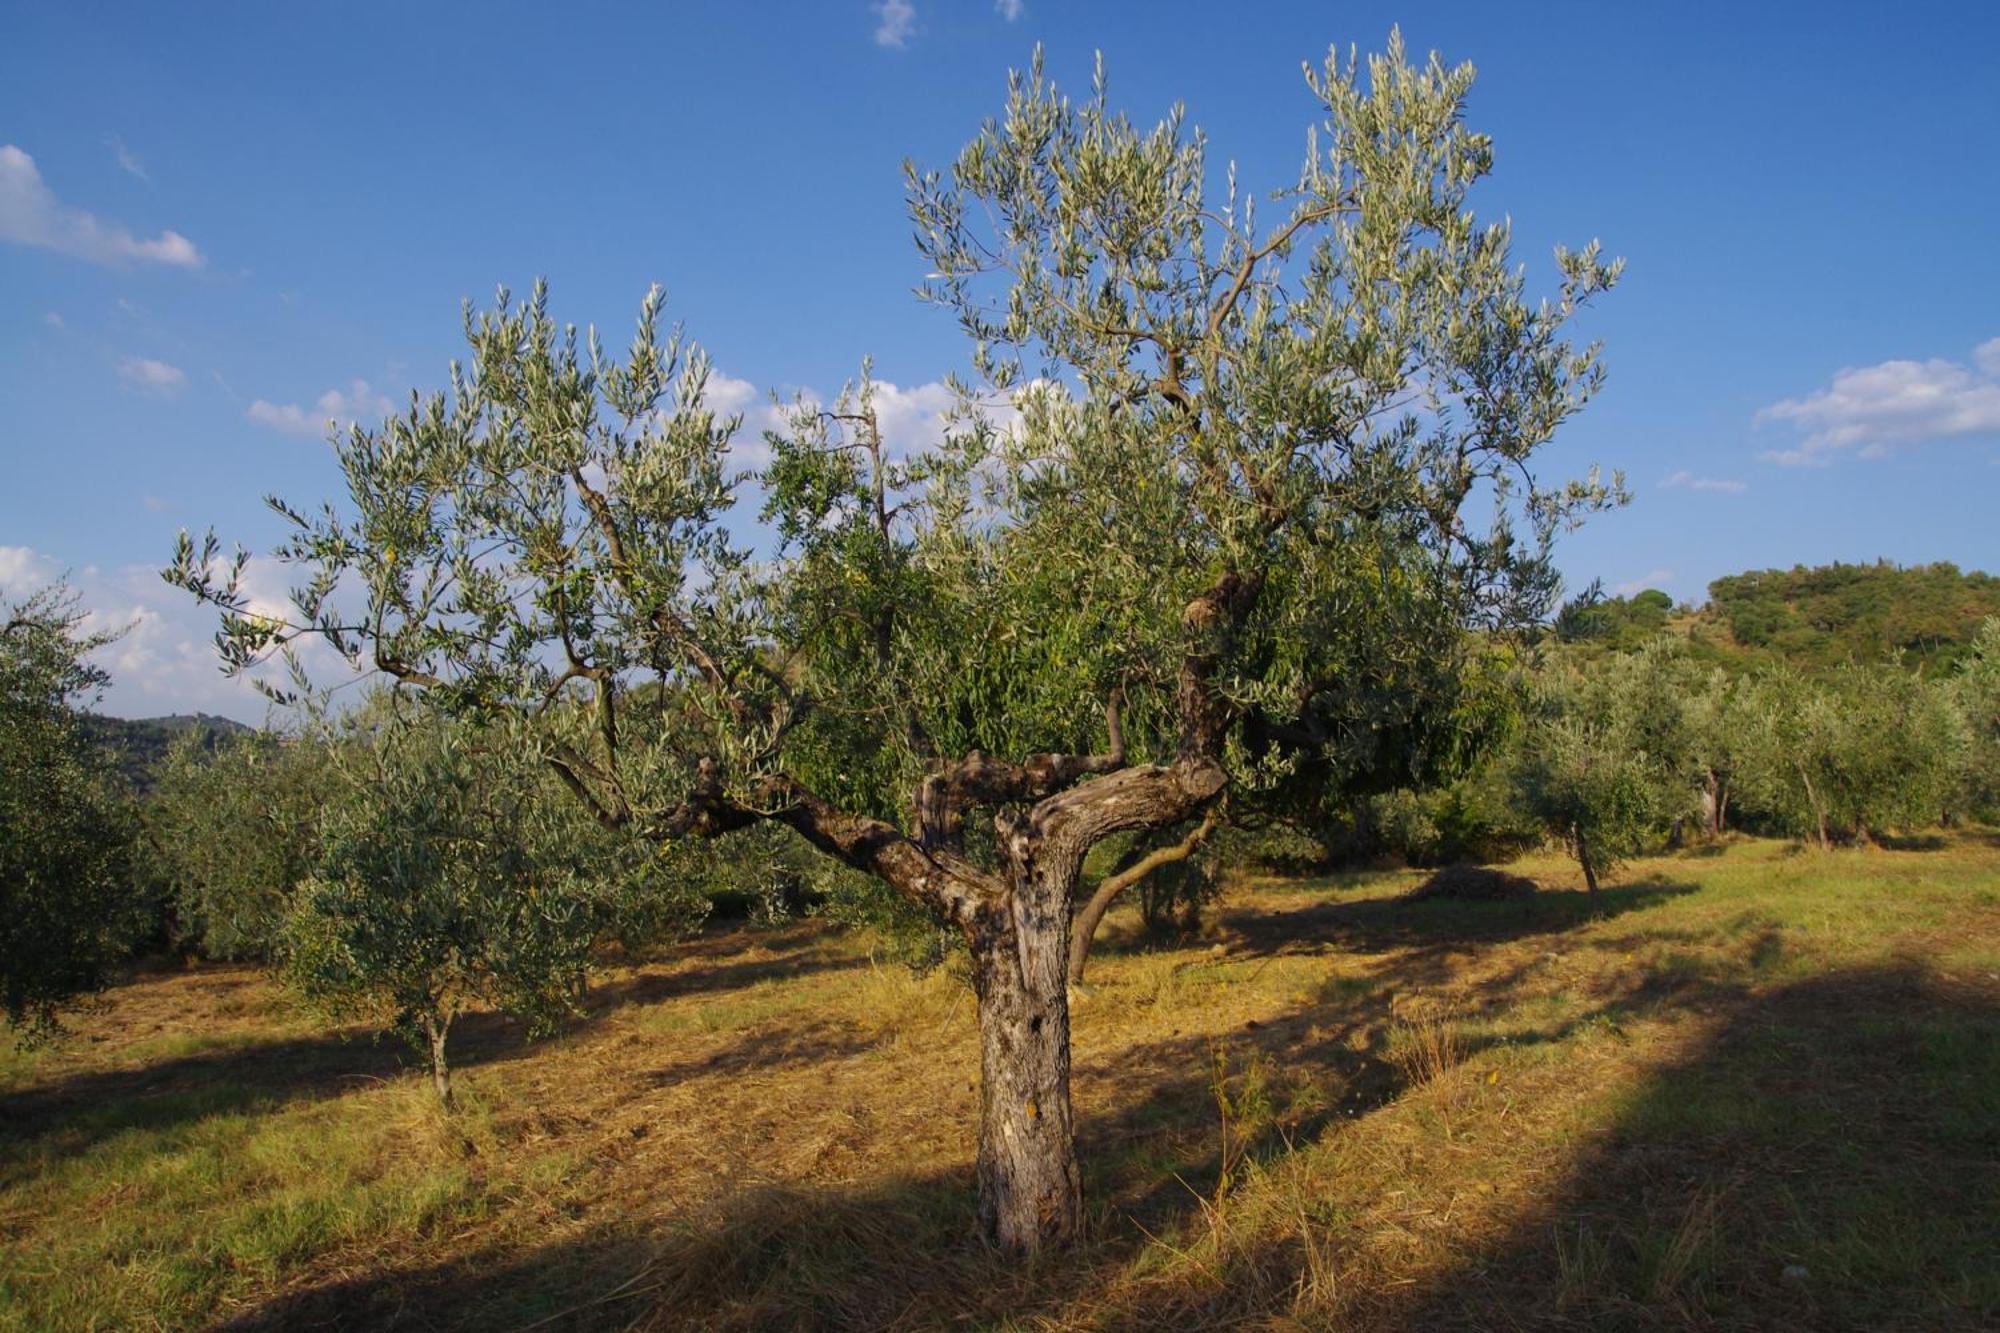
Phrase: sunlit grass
[{"left": 2, "top": 832, "right": 1995, "bottom": 1329}]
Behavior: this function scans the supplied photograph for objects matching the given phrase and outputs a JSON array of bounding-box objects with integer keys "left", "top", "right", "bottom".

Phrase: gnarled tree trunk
[
  {"left": 970, "top": 858, "right": 1081, "bottom": 1253},
  {"left": 423, "top": 1013, "right": 454, "bottom": 1110}
]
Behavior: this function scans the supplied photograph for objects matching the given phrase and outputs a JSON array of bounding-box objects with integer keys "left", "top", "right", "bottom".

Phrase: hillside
[
  {"left": 81, "top": 713, "right": 252, "bottom": 789},
  {"left": 1563, "top": 560, "right": 2000, "bottom": 671}
]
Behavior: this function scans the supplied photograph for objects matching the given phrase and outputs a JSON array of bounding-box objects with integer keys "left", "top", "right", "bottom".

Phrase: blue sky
[{"left": 4, "top": 1, "right": 1997, "bottom": 720}]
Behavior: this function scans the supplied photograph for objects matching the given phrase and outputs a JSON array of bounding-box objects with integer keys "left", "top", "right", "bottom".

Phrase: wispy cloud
[
  {"left": 1661, "top": 469, "right": 1747, "bottom": 494},
  {"left": 43, "top": 311, "right": 64, "bottom": 330},
  {"left": 0, "top": 144, "right": 201, "bottom": 267},
  {"left": 1757, "top": 336, "right": 2000, "bottom": 465},
  {"left": 995, "top": 0, "right": 1024, "bottom": 19},
  {"left": 1614, "top": 569, "right": 1675, "bottom": 597},
  {"left": 247, "top": 380, "right": 396, "bottom": 438},
  {"left": 873, "top": 0, "right": 916, "bottom": 47},
  {"left": 119, "top": 357, "right": 187, "bottom": 395},
  {"left": 104, "top": 133, "right": 148, "bottom": 182}
]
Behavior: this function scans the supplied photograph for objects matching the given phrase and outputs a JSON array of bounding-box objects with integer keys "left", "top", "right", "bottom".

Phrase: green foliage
[
  {"left": 1555, "top": 582, "right": 1677, "bottom": 650},
  {"left": 1508, "top": 650, "right": 1680, "bottom": 889},
  {"left": 143, "top": 729, "right": 332, "bottom": 960},
  {"left": 82, "top": 711, "right": 251, "bottom": 792},
  {"left": 0, "top": 583, "right": 143, "bottom": 1040},
  {"left": 284, "top": 705, "right": 706, "bottom": 1102},
  {"left": 169, "top": 30, "right": 1623, "bottom": 864},
  {"left": 1950, "top": 619, "right": 2000, "bottom": 819},
  {"left": 1730, "top": 664, "right": 1963, "bottom": 847},
  {"left": 1708, "top": 561, "right": 2000, "bottom": 672}
]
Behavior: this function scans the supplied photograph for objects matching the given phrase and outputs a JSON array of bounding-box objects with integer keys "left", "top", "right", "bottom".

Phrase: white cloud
[
  {"left": 247, "top": 379, "right": 396, "bottom": 438},
  {"left": 0, "top": 545, "right": 60, "bottom": 596},
  {"left": 1661, "top": 469, "right": 1746, "bottom": 494},
  {"left": 1757, "top": 337, "right": 2000, "bottom": 465},
  {"left": 705, "top": 369, "right": 793, "bottom": 468},
  {"left": 1614, "top": 569, "right": 1675, "bottom": 597},
  {"left": 105, "top": 134, "right": 148, "bottom": 182},
  {"left": 873, "top": 0, "right": 916, "bottom": 47},
  {"left": 995, "top": 0, "right": 1024, "bottom": 19},
  {"left": 0, "top": 544, "right": 347, "bottom": 723},
  {"left": 43, "top": 311, "right": 63, "bottom": 329},
  {"left": 0, "top": 144, "right": 201, "bottom": 267},
  {"left": 119, "top": 357, "right": 187, "bottom": 395},
  {"left": 705, "top": 368, "right": 1020, "bottom": 470},
  {"left": 868, "top": 379, "right": 961, "bottom": 457}
]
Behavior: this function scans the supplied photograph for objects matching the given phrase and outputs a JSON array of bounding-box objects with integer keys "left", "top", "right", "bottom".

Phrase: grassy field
[{"left": 2, "top": 835, "right": 1996, "bottom": 1331}]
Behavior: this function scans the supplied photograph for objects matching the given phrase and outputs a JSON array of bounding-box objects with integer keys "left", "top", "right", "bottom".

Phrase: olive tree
[
  {"left": 170, "top": 34, "right": 1618, "bottom": 1252},
  {"left": 1509, "top": 659, "right": 1666, "bottom": 894},
  {"left": 287, "top": 707, "right": 695, "bottom": 1106},
  {"left": 1733, "top": 664, "right": 1960, "bottom": 847},
  {"left": 1948, "top": 618, "right": 1999, "bottom": 820},
  {"left": 0, "top": 583, "right": 141, "bottom": 1039},
  {"left": 144, "top": 728, "right": 331, "bottom": 960}
]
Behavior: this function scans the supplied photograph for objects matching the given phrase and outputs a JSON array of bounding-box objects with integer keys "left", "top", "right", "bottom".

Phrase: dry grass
[{"left": 3, "top": 834, "right": 1998, "bottom": 1330}]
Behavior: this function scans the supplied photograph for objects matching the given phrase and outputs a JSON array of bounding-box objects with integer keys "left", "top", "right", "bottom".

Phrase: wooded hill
[
  {"left": 81, "top": 713, "right": 251, "bottom": 789},
  {"left": 1561, "top": 560, "right": 2000, "bottom": 672}
]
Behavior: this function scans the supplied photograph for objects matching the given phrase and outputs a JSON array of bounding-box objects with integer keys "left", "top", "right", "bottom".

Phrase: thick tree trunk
[{"left": 970, "top": 859, "right": 1080, "bottom": 1255}]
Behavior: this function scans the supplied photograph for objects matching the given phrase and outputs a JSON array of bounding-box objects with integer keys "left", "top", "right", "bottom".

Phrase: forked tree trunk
[{"left": 970, "top": 855, "right": 1081, "bottom": 1254}]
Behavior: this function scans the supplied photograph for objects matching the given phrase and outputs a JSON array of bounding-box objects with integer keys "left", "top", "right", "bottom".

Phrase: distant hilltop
[
  {"left": 80, "top": 712, "right": 253, "bottom": 789},
  {"left": 1559, "top": 560, "right": 2000, "bottom": 672}
]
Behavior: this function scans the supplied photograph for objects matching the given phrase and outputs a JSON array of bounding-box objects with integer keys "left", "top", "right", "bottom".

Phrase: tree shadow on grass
[
  {"left": 1218, "top": 874, "right": 1697, "bottom": 954},
  {"left": 217, "top": 1168, "right": 1073, "bottom": 1331},
  {"left": 0, "top": 1010, "right": 536, "bottom": 1187},
  {"left": 581, "top": 950, "right": 868, "bottom": 1015},
  {"left": 1109, "top": 963, "right": 2000, "bottom": 1331},
  {"left": 0, "top": 932, "right": 866, "bottom": 1182}
]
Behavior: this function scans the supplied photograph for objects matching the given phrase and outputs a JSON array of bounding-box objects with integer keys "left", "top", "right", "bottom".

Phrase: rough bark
[
  {"left": 970, "top": 857, "right": 1082, "bottom": 1254},
  {"left": 1573, "top": 824, "right": 1600, "bottom": 898}
]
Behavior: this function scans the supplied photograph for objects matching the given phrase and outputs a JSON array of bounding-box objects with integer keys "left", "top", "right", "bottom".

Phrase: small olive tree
[
  {"left": 171, "top": 34, "right": 1618, "bottom": 1251},
  {"left": 0, "top": 583, "right": 142, "bottom": 1040},
  {"left": 287, "top": 707, "right": 700, "bottom": 1106},
  {"left": 1950, "top": 618, "right": 2000, "bottom": 819},
  {"left": 1509, "top": 660, "right": 1665, "bottom": 894},
  {"left": 1733, "top": 664, "right": 1960, "bottom": 848}
]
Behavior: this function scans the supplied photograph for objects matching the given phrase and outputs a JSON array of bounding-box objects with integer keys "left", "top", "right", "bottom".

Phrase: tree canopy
[{"left": 0, "top": 584, "right": 142, "bottom": 1039}]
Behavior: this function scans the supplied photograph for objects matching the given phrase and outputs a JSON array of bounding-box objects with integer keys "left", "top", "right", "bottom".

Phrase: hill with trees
[
  {"left": 1561, "top": 561, "right": 1999, "bottom": 672},
  {"left": 82, "top": 713, "right": 250, "bottom": 790}
]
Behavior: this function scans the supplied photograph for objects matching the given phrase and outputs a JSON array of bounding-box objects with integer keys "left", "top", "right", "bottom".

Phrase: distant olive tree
[
  {"left": 0, "top": 583, "right": 142, "bottom": 1040},
  {"left": 144, "top": 728, "right": 332, "bottom": 960},
  {"left": 286, "top": 706, "right": 704, "bottom": 1106},
  {"left": 1732, "top": 664, "right": 1960, "bottom": 848},
  {"left": 1509, "top": 659, "right": 1665, "bottom": 895},
  {"left": 1948, "top": 618, "right": 2000, "bottom": 820},
  {"left": 171, "top": 34, "right": 1619, "bottom": 1251}
]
